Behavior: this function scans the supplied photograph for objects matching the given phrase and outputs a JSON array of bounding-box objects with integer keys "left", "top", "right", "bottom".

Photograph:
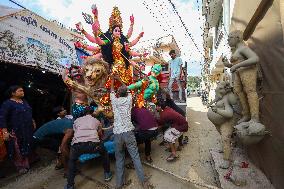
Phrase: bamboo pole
[{"left": 142, "top": 161, "right": 220, "bottom": 189}]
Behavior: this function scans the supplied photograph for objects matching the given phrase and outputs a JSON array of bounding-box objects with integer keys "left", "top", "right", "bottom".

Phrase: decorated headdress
[
  {"left": 151, "top": 64, "right": 162, "bottom": 75},
  {"left": 109, "top": 6, "right": 123, "bottom": 31}
]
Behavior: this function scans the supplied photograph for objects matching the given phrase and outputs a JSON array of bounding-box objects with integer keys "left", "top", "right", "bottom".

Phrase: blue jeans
[
  {"left": 114, "top": 131, "right": 145, "bottom": 187},
  {"left": 168, "top": 77, "right": 183, "bottom": 100},
  {"left": 66, "top": 142, "right": 110, "bottom": 187}
]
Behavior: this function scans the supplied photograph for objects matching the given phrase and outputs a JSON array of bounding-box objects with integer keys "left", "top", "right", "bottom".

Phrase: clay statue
[
  {"left": 63, "top": 57, "right": 112, "bottom": 117},
  {"left": 207, "top": 81, "right": 238, "bottom": 169},
  {"left": 222, "top": 30, "right": 259, "bottom": 124},
  {"left": 222, "top": 30, "right": 266, "bottom": 145}
]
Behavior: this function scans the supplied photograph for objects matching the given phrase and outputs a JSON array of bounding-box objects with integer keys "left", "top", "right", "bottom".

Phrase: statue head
[
  {"left": 111, "top": 25, "right": 121, "bottom": 38},
  {"left": 215, "top": 81, "right": 231, "bottom": 98},
  {"left": 151, "top": 64, "right": 162, "bottom": 76},
  {"left": 109, "top": 6, "right": 123, "bottom": 32},
  {"left": 82, "top": 57, "right": 109, "bottom": 87},
  {"left": 228, "top": 30, "right": 243, "bottom": 47}
]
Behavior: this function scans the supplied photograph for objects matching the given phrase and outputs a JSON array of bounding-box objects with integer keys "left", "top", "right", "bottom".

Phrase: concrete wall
[{"left": 230, "top": 0, "right": 284, "bottom": 188}]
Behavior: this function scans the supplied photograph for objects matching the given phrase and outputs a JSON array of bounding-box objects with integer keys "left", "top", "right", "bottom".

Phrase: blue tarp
[{"left": 75, "top": 47, "right": 90, "bottom": 66}]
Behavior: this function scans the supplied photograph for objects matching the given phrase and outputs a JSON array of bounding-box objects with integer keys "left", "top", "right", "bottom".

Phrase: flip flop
[
  {"left": 166, "top": 154, "right": 179, "bottom": 162},
  {"left": 183, "top": 136, "right": 189, "bottom": 144}
]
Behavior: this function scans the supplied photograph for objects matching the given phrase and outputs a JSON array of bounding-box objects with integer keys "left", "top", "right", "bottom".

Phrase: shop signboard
[{"left": 0, "top": 7, "right": 79, "bottom": 74}]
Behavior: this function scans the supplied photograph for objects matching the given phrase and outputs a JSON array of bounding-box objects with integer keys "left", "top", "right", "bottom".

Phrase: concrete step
[{"left": 210, "top": 148, "right": 274, "bottom": 189}]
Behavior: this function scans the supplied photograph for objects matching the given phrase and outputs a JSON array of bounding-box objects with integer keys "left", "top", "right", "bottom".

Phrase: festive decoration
[
  {"left": 128, "top": 64, "right": 162, "bottom": 107},
  {"left": 108, "top": 6, "right": 123, "bottom": 31}
]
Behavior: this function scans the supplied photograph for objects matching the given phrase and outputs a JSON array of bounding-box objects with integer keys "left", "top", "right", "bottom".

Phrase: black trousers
[
  {"left": 67, "top": 142, "right": 110, "bottom": 187},
  {"left": 135, "top": 130, "right": 158, "bottom": 156}
]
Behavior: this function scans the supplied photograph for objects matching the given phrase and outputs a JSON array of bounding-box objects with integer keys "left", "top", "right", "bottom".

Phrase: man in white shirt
[
  {"left": 110, "top": 74, "right": 150, "bottom": 189},
  {"left": 168, "top": 50, "right": 184, "bottom": 102}
]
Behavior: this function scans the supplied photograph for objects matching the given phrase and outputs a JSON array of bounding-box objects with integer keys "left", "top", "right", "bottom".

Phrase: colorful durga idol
[
  {"left": 128, "top": 64, "right": 162, "bottom": 108},
  {"left": 75, "top": 5, "right": 147, "bottom": 106}
]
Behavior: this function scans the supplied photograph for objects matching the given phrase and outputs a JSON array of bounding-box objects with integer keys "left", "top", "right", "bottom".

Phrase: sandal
[
  {"left": 166, "top": 154, "right": 179, "bottom": 162},
  {"left": 182, "top": 136, "right": 189, "bottom": 144}
]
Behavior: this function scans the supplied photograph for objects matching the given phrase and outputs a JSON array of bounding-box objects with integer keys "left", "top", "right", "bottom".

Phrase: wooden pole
[
  {"left": 243, "top": 0, "right": 273, "bottom": 40},
  {"left": 142, "top": 161, "right": 219, "bottom": 189}
]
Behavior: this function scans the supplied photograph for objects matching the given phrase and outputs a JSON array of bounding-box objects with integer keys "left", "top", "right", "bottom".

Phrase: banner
[{"left": 0, "top": 8, "right": 79, "bottom": 74}]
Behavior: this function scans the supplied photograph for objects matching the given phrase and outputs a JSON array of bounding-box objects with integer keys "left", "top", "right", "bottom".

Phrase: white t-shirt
[
  {"left": 110, "top": 92, "right": 135, "bottom": 134},
  {"left": 57, "top": 115, "right": 73, "bottom": 120}
]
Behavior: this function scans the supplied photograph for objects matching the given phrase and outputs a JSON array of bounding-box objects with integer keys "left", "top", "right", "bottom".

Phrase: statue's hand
[
  {"left": 142, "top": 52, "right": 149, "bottom": 57},
  {"left": 139, "top": 32, "right": 144, "bottom": 38},
  {"left": 124, "top": 42, "right": 130, "bottom": 51},
  {"left": 65, "top": 78, "right": 75, "bottom": 87},
  {"left": 230, "top": 65, "right": 238, "bottom": 73},
  {"left": 92, "top": 20, "right": 100, "bottom": 33},
  {"left": 222, "top": 57, "right": 232, "bottom": 68},
  {"left": 211, "top": 106, "right": 218, "bottom": 113},
  {"left": 75, "top": 22, "right": 83, "bottom": 32},
  {"left": 130, "top": 14, "right": 134, "bottom": 25},
  {"left": 74, "top": 41, "right": 83, "bottom": 48},
  {"left": 91, "top": 4, "right": 98, "bottom": 17}
]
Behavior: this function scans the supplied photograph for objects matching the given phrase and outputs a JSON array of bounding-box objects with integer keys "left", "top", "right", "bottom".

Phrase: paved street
[{"left": 1, "top": 95, "right": 221, "bottom": 189}]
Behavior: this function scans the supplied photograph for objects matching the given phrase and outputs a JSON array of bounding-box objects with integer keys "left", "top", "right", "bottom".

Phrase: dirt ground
[{"left": 0, "top": 95, "right": 221, "bottom": 189}]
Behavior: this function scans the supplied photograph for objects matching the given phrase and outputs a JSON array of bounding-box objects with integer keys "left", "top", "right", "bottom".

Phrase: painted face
[
  {"left": 113, "top": 26, "right": 121, "bottom": 38},
  {"left": 12, "top": 88, "right": 24, "bottom": 98},
  {"left": 84, "top": 64, "right": 105, "bottom": 86}
]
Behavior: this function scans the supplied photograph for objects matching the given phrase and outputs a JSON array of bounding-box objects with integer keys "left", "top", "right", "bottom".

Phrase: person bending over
[
  {"left": 156, "top": 101, "right": 188, "bottom": 162},
  {"left": 64, "top": 107, "right": 112, "bottom": 189}
]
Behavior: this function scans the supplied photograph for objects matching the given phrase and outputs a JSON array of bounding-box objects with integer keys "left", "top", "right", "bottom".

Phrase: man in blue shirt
[
  {"left": 33, "top": 118, "right": 74, "bottom": 176},
  {"left": 168, "top": 50, "right": 184, "bottom": 102}
]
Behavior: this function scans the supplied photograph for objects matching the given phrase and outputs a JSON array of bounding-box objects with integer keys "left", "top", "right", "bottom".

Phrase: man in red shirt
[{"left": 156, "top": 101, "right": 188, "bottom": 162}]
